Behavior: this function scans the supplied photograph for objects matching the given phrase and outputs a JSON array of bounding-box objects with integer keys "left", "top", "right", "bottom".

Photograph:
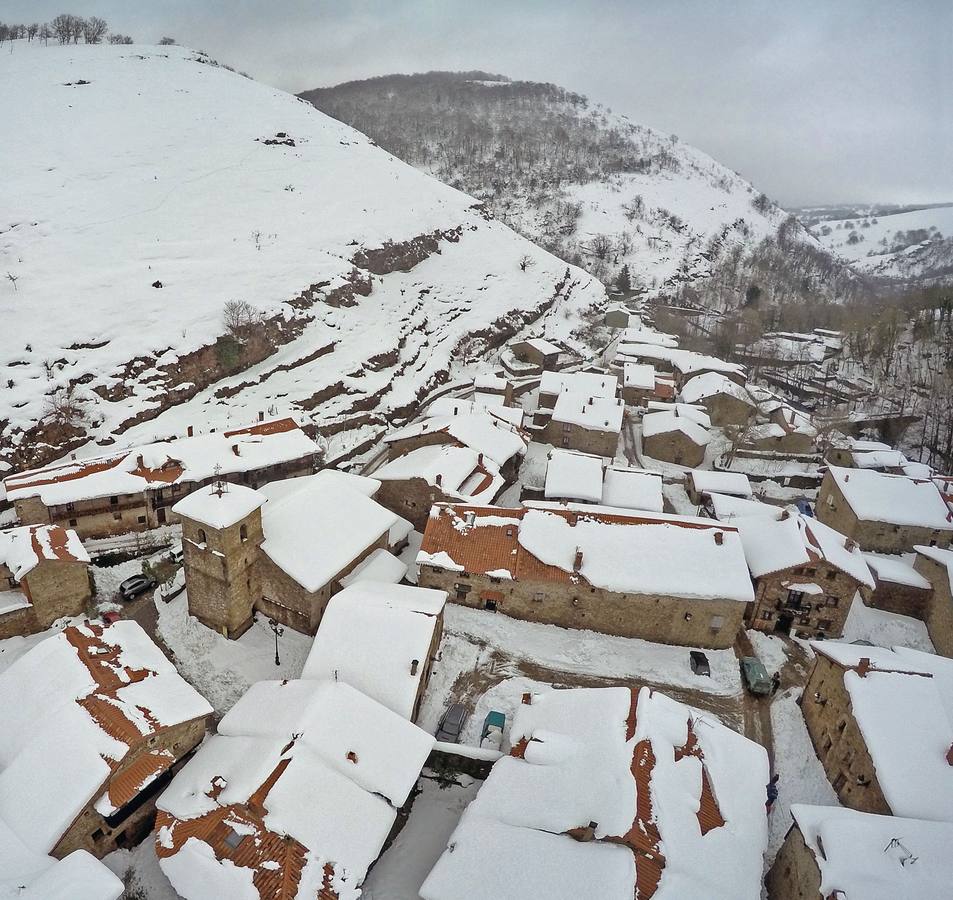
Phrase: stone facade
[
  {"left": 816, "top": 470, "right": 953, "bottom": 553},
  {"left": 417, "top": 564, "right": 745, "bottom": 649},
  {"left": 642, "top": 430, "right": 705, "bottom": 467},
  {"left": 376, "top": 476, "right": 470, "bottom": 532},
  {"left": 799, "top": 653, "right": 891, "bottom": 815},
  {"left": 865, "top": 576, "right": 932, "bottom": 621},
  {"left": 51, "top": 716, "right": 208, "bottom": 860},
  {"left": 914, "top": 552, "right": 953, "bottom": 657},
  {"left": 747, "top": 564, "right": 865, "bottom": 640},
  {"left": 0, "top": 558, "right": 92, "bottom": 639},
  {"left": 765, "top": 824, "right": 823, "bottom": 900},
  {"left": 510, "top": 341, "right": 559, "bottom": 370},
  {"left": 14, "top": 456, "right": 314, "bottom": 540},
  {"left": 746, "top": 430, "right": 815, "bottom": 454},
  {"left": 534, "top": 418, "right": 620, "bottom": 458},
  {"left": 695, "top": 392, "right": 754, "bottom": 427},
  {"left": 179, "top": 505, "right": 389, "bottom": 638}
]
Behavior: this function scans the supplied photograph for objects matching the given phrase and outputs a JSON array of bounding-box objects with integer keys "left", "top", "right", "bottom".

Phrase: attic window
[{"left": 223, "top": 828, "right": 244, "bottom": 851}]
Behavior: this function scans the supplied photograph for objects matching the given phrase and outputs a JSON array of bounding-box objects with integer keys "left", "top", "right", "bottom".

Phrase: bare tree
[
  {"left": 107, "top": 33, "right": 133, "bottom": 44},
  {"left": 43, "top": 385, "right": 87, "bottom": 428},
  {"left": 518, "top": 254, "right": 536, "bottom": 272},
  {"left": 222, "top": 300, "right": 264, "bottom": 338},
  {"left": 82, "top": 16, "right": 107, "bottom": 44},
  {"left": 587, "top": 234, "right": 613, "bottom": 260},
  {"left": 5, "top": 272, "right": 18, "bottom": 293},
  {"left": 39, "top": 23, "right": 52, "bottom": 44},
  {"left": 158, "top": 36, "right": 176, "bottom": 45},
  {"left": 27, "top": 23, "right": 38, "bottom": 41},
  {"left": 50, "top": 14, "right": 73, "bottom": 44}
]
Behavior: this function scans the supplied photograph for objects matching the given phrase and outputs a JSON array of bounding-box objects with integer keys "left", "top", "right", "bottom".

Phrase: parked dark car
[
  {"left": 118, "top": 575, "right": 157, "bottom": 601},
  {"left": 689, "top": 651, "right": 711, "bottom": 677},
  {"left": 740, "top": 656, "right": 772, "bottom": 696},
  {"left": 435, "top": 703, "right": 468, "bottom": 743}
]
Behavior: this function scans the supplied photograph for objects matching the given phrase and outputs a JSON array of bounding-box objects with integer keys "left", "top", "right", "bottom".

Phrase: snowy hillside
[
  {"left": 302, "top": 72, "right": 847, "bottom": 301},
  {"left": 808, "top": 203, "right": 953, "bottom": 282},
  {"left": 0, "top": 45, "right": 604, "bottom": 469}
]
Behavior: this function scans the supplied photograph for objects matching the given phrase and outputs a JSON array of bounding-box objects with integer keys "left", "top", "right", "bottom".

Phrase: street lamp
[{"left": 269, "top": 617, "right": 284, "bottom": 666}]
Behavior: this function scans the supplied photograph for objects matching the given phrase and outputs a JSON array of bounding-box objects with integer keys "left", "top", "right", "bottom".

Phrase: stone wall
[
  {"left": 23, "top": 559, "right": 92, "bottom": 628},
  {"left": 417, "top": 565, "right": 745, "bottom": 649},
  {"left": 764, "top": 824, "right": 823, "bottom": 900},
  {"left": 800, "top": 654, "right": 890, "bottom": 815},
  {"left": 748, "top": 565, "right": 862, "bottom": 640},
  {"left": 52, "top": 715, "right": 208, "bottom": 860},
  {"left": 535, "top": 419, "right": 619, "bottom": 458},
  {"left": 375, "top": 477, "right": 450, "bottom": 531},
  {"left": 914, "top": 554, "right": 953, "bottom": 657},
  {"left": 642, "top": 431, "right": 705, "bottom": 467},
  {"left": 865, "top": 578, "right": 932, "bottom": 621},
  {"left": 817, "top": 472, "right": 953, "bottom": 553},
  {"left": 698, "top": 392, "right": 754, "bottom": 427}
]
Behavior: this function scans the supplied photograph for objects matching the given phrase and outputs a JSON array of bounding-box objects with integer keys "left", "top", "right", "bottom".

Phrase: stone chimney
[
  {"left": 780, "top": 508, "right": 790, "bottom": 521},
  {"left": 411, "top": 659, "right": 419, "bottom": 676},
  {"left": 346, "top": 750, "right": 358, "bottom": 764},
  {"left": 857, "top": 657, "right": 871, "bottom": 678},
  {"left": 521, "top": 692, "right": 532, "bottom": 706},
  {"left": 845, "top": 538, "right": 857, "bottom": 552},
  {"left": 946, "top": 743, "right": 953, "bottom": 766},
  {"left": 232, "top": 444, "right": 240, "bottom": 457},
  {"left": 258, "top": 410, "right": 264, "bottom": 422},
  {"left": 714, "top": 531, "right": 724, "bottom": 546},
  {"left": 570, "top": 821, "right": 598, "bottom": 843},
  {"left": 573, "top": 547, "right": 584, "bottom": 572},
  {"left": 478, "top": 452, "right": 484, "bottom": 467},
  {"left": 435, "top": 473, "right": 443, "bottom": 487},
  {"left": 187, "top": 425, "right": 194, "bottom": 437}
]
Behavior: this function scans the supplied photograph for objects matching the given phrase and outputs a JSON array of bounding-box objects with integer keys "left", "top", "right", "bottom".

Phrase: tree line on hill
[{"left": 0, "top": 14, "right": 176, "bottom": 47}]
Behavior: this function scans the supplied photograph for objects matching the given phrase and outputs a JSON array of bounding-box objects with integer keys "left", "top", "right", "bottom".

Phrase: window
[
  {"left": 223, "top": 828, "right": 244, "bottom": 852},
  {"left": 786, "top": 590, "right": 805, "bottom": 608},
  {"left": 826, "top": 569, "right": 837, "bottom": 581},
  {"left": 240, "top": 524, "right": 248, "bottom": 542},
  {"left": 69, "top": 518, "right": 77, "bottom": 527},
  {"left": 561, "top": 437, "right": 570, "bottom": 446},
  {"left": 197, "top": 529, "right": 207, "bottom": 544},
  {"left": 110, "top": 495, "right": 118, "bottom": 505},
  {"left": 91, "top": 828, "right": 105, "bottom": 841},
  {"left": 533, "top": 592, "right": 545, "bottom": 603},
  {"left": 66, "top": 501, "right": 75, "bottom": 512},
  {"left": 113, "top": 512, "right": 122, "bottom": 521},
  {"left": 818, "top": 619, "right": 833, "bottom": 631},
  {"left": 761, "top": 611, "right": 774, "bottom": 622},
  {"left": 562, "top": 423, "right": 571, "bottom": 432},
  {"left": 137, "top": 515, "right": 146, "bottom": 524},
  {"left": 806, "top": 567, "right": 817, "bottom": 577},
  {"left": 709, "top": 615, "right": 724, "bottom": 630},
  {"left": 825, "top": 596, "right": 839, "bottom": 607}
]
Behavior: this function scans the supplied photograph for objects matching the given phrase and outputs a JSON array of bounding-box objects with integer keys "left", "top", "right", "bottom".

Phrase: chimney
[
  {"left": 232, "top": 444, "right": 240, "bottom": 457},
  {"left": 465, "top": 511, "right": 476, "bottom": 526},
  {"left": 478, "top": 452, "right": 484, "bottom": 467},
  {"left": 187, "top": 425, "right": 194, "bottom": 437},
  {"left": 714, "top": 531, "right": 724, "bottom": 546},
  {"left": 844, "top": 473, "right": 850, "bottom": 482},
  {"left": 258, "top": 410, "right": 264, "bottom": 422},
  {"left": 857, "top": 657, "right": 871, "bottom": 678},
  {"left": 573, "top": 548, "right": 584, "bottom": 572},
  {"left": 411, "top": 659, "right": 419, "bottom": 676},
  {"left": 780, "top": 508, "right": 790, "bottom": 521},
  {"left": 845, "top": 538, "right": 857, "bottom": 552},
  {"left": 521, "top": 692, "right": 532, "bottom": 706},
  {"left": 346, "top": 750, "right": 358, "bottom": 764},
  {"left": 946, "top": 744, "right": 953, "bottom": 766},
  {"left": 435, "top": 473, "right": 443, "bottom": 487}
]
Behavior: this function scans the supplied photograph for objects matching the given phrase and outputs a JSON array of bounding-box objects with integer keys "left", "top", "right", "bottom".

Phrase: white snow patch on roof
[{"left": 828, "top": 466, "right": 953, "bottom": 529}]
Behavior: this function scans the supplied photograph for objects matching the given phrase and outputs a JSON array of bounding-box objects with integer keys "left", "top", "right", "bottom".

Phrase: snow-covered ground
[
  {"left": 841, "top": 595, "right": 934, "bottom": 652},
  {"left": 154, "top": 592, "right": 313, "bottom": 714},
  {"left": 0, "top": 41, "right": 604, "bottom": 464}
]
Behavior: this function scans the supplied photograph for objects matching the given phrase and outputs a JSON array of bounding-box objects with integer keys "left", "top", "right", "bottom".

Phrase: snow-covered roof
[
  {"left": 645, "top": 401, "right": 711, "bottom": 428},
  {"left": 256, "top": 470, "right": 398, "bottom": 593},
  {"left": 601, "top": 466, "right": 664, "bottom": 513},
  {"left": 514, "top": 337, "right": 562, "bottom": 356},
  {"left": 157, "top": 679, "right": 434, "bottom": 900},
  {"left": 419, "top": 505, "right": 754, "bottom": 603},
  {"left": 171, "top": 483, "right": 265, "bottom": 530},
  {"left": 863, "top": 552, "right": 931, "bottom": 590},
  {"left": 679, "top": 372, "right": 753, "bottom": 406},
  {"left": 672, "top": 352, "right": 745, "bottom": 379},
  {"left": 709, "top": 494, "right": 784, "bottom": 522},
  {"left": 383, "top": 412, "right": 526, "bottom": 467},
  {"left": 0, "top": 524, "right": 88, "bottom": 582},
  {"left": 642, "top": 410, "right": 710, "bottom": 446},
  {"left": 338, "top": 548, "right": 407, "bottom": 588},
  {"left": 737, "top": 513, "right": 874, "bottom": 586},
  {"left": 619, "top": 326, "right": 678, "bottom": 348},
  {"left": 301, "top": 582, "right": 446, "bottom": 719},
  {"left": 914, "top": 544, "right": 953, "bottom": 592},
  {"left": 428, "top": 396, "right": 524, "bottom": 428},
  {"left": 688, "top": 470, "right": 752, "bottom": 499},
  {"left": 809, "top": 643, "right": 953, "bottom": 822},
  {"left": 790, "top": 804, "right": 953, "bottom": 900},
  {"left": 473, "top": 373, "right": 508, "bottom": 391},
  {"left": 903, "top": 460, "right": 934, "bottom": 479},
  {"left": 539, "top": 370, "right": 618, "bottom": 399},
  {"left": 852, "top": 449, "right": 908, "bottom": 470},
  {"left": 374, "top": 444, "right": 503, "bottom": 504},
  {"left": 421, "top": 686, "right": 768, "bottom": 900},
  {"left": 552, "top": 392, "right": 624, "bottom": 434},
  {"left": 623, "top": 362, "right": 656, "bottom": 390},
  {"left": 0, "top": 819, "right": 123, "bottom": 900},
  {"left": 772, "top": 406, "right": 818, "bottom": 437},
  {"left": 4, "top": 419, "right": 317, "bottom": 506},
  {"left": 745, "top": 422, "right": 786, "bottom": 441},
  {"left": 0, "top": 621, "right": 212, "bottom": 856},
  {"left": 544, "top": 450, "right": 604, "bottom": 503},
  {"left": 827, "top": 466, "right": 953, "bottom": 530}
]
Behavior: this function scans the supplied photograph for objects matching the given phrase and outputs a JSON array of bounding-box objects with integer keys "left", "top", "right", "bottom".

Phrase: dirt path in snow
[{"left": 734, "top": 629, "right": 776, "bottom": 765}]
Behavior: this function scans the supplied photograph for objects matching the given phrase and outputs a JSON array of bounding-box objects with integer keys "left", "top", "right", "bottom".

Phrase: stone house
[
  {"left": 301, "top": 581, "right": 447, "bottom": 722},
  {"left": 373, "top": 442, "right": 506, "bottom": 530},
  {"left": 543, "top": 448, "right": 664, "bottom": 513},
  {"left": 862, "top": 552, "right": 933, "bottom": 621},
  {"left": 416, "top": 504, "right": 755, "bottom": 649},
  {"left": 737, "top": 513, "right": 874, "bottom": 640},
  {"left": 678, "top": 372, "right": 755, "bottom": 426},
  {"left": 685, "top": 469, "right": 752, "bottom": 506},
  {"left": 823, "top": 436, "right": 891, "bottom": 468},
  {"left": 816, "top": 466, "right": 953, "bottom": 553},
  {"left": 509, "top": 337, "right": 561, "bottom": 372},
  {"left": 0, "top": 524, "right": 92, "bottom": 639},
  {"left": 533, "top": 392, "right": 624, "bottom": 457},
  {"left": 799, "top": 642, "right": 953, "bottom": 820},
  {"left": 671, "top": 353, "right": 746, "bottom": 390},
  {"left": 173, "top": 471, "right": 404, "bottom": 638},
  {"left": 766, "top": 805, "right": 953, "bottom": 900},
  {"left": 742, "top": 422, "right": 816, "bottom": 454},
  {"left": 536, "top": 370, "right": 618, "bottom": 410},
  {"left": 603, "top": 303, "right": 630, "bottom": 328},
  {"left": 0, "top": 621, "right": 212, "bottom": 861},
  {"left": 641, "top": 410, "right": 709, "bottom": 467},
  {"left": 156, "top": 679, "right": 434, "bottom": 900},
  {"left": 913, "top": 545, "right": 953, "bottom": 657},
  {"left": 620, "top": 362, "right": 657, "bottom": 405},
  {"left": 3, "top": 418, "right": 317, "bottom": 539},
  {"left": 472, "top": 373, "right": 513, "bottom": 405}
]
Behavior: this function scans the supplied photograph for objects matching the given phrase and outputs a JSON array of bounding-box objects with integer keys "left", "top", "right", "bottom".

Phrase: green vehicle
[{"left": 740, "top": 656, "right": 772, "bottom": 696}]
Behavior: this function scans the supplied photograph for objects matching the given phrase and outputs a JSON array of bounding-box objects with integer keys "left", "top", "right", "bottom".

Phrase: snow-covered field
[{"left": 0, "top": 41, "right": 604, "bottom": 464}]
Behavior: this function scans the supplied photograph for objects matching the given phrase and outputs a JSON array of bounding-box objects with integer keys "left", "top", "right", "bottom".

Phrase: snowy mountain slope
[
  {"left": 808, "top": 203, "right": 953, "bottom": 282},
  {"left": 0, "top": 45, "right": 604, "bottom": 469},
  {"left": 302, "top": 72, "right": 841, "bottom": 299}
]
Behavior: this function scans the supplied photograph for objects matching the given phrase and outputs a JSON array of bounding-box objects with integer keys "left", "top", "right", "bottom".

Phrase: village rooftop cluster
[{"left": 1, "top": 299, "right": 952, "bottom": 900}]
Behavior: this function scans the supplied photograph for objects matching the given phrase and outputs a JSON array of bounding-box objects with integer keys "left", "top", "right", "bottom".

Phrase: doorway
[{"left": 774, "top": 612, "right": 794, "bottom": 635}]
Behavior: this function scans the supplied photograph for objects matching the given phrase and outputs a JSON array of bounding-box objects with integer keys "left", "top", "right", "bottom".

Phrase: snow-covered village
[{"left": 1, "top": 5, "right": 952, "bottom": 900}]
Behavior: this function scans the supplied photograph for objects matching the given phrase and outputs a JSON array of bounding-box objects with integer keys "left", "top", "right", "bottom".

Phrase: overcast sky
[{"left": 5, "top": 0, "right": 951, "bottom": 206}]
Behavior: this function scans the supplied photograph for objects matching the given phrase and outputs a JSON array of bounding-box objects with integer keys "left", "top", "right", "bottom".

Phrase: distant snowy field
[{"left": 0, "top": 42, "right": 602, "bottom": 458}]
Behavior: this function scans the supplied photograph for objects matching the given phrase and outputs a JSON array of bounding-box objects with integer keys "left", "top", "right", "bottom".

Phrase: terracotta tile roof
[
  {"left": 28, "top": 524, "right": 85, "bottom": 563},
  {"left": 225, "top": 417, "right": 300, "bottom": 438},
  {"left": 108, "top": 749, "right": 176, "bottom": 811},
  {"left": 5, "top": 453, "right": 127, "bottom": 494}
]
